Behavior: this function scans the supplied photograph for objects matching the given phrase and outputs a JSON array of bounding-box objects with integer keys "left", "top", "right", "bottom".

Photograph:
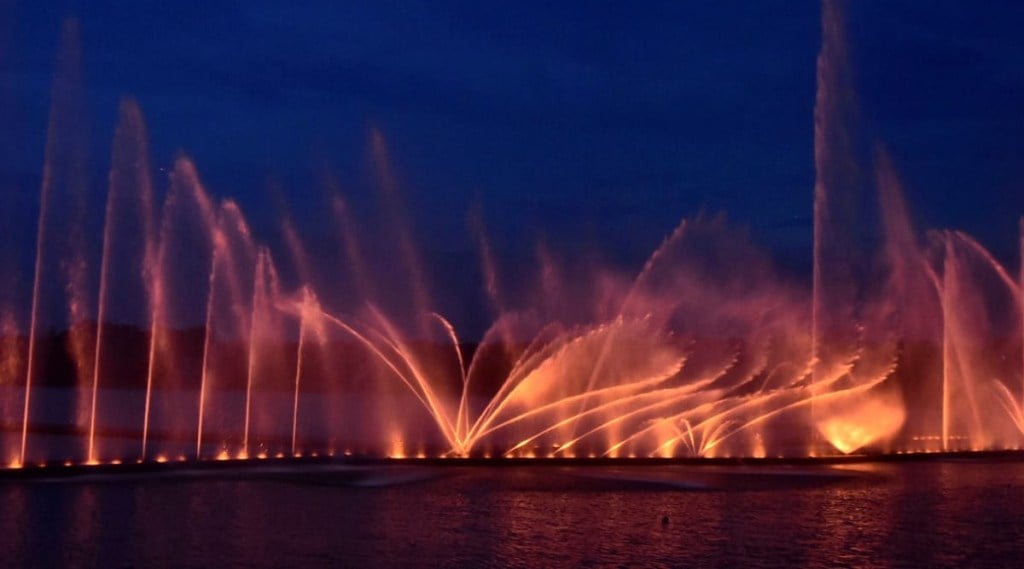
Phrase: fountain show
[{"left": 0, "top": 1, "right": 1022, "bottom": 567}]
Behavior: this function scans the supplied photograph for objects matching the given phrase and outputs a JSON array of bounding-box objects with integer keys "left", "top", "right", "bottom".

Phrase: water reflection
[{"left": 0, "top": 462, "right": 1022, "bottom": 568}]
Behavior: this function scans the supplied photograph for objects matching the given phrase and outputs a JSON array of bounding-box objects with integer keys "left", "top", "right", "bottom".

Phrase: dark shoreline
[{"left": 2, "top": 449, "right": 1022, "bottom": 482}]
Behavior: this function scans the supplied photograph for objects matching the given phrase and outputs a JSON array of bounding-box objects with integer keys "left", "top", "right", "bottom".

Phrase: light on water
[{"left": 1, "top": 2, "right": 1023, "bottom": 470}]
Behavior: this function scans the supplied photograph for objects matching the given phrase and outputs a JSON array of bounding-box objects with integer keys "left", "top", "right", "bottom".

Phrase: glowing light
[
  {"left": 9, "top": 1, "right": 1024, "bottom": 465},
  {"left": 817, "top": 390, "right": 906, "bottom": 454},
  {"left": 389, "top": 435, "right": 406, "bottom": 459}
]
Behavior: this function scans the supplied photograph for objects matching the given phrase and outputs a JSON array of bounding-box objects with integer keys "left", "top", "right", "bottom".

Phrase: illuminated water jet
[{"left": 2, "top": 1, "right": 1023, "bottom": 468}]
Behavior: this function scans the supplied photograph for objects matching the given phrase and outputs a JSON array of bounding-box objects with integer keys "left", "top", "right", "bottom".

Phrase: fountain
[{"left": 1, "top": 2, "right": 1023, "bottom": 471}]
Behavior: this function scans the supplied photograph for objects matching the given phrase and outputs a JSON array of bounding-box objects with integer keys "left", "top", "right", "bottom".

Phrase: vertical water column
[
  {"left": 195, "top": 201, "right": 256, "bottom": 460},
  {"left": 368, "top": 129, "right": 448, "bottom": 452},
  {"left": 145, "top": 157, "right": 217, "bottom": 461},
  {"left": 244, "top": 249, "right": 294, "bottom": 457},
  {"left": 87, "top": 99, "right": 157, "bottom": 464},
  {"left": 0, "top": 0, "right": 27, "bottom": 467},
  {"left": 22, "top": 20, "right": 96, "bottom": 466},
  {"left": 876, "top": 153, "right": 943, "bottom": 451},
  {"left": 369, "top": 128, "right": 432, "bottom": 323},
  {"left": 938, "top": 232, "right": 1021, "bottom": 450},
  {"left": 290, "top": 288, "right": 311, "bottom": 456},
  {"left": 241, "top": 251, "right": 271, "bottom": 458},
  {"left": 810, "top": 0, "right": 876, "bottom": 450}
]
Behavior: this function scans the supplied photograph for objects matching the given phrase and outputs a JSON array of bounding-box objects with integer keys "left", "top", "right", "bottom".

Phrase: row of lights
[
  {"left": 4, "top": 448, "right": 363, "bottom": 470},
  {"left": 7, "top": 444, "right": 1023, "bottom": 469},
  {"left": 910, "top": 435, "right": 970, "bottom": 442}
]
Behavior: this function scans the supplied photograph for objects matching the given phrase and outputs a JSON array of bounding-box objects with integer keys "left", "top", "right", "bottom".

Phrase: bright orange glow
[
  {"left": 817, "top": 390, "right": 906, "bottom": 454},
  {"left": 10, "top": 3, "right": 1024, "bottom": 463},
  {"left": 389, "top": 435, "right": 406, "bottom": 459},
  {"left": 752, "top": 434, "right": 766, "bottom": 459}
]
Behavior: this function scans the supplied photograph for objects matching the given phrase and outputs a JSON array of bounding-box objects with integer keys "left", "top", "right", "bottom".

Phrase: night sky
[{"left": 1, "top": 1, "right": 1023, "bottom": 335}]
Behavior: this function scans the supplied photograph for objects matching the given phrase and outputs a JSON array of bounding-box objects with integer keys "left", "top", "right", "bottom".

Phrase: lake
[{"left": 1, "top": 459, "right": 1022, "bottom": 567}]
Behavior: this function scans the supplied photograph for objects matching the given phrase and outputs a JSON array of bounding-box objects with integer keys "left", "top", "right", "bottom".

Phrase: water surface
[{"left": 1, "top": 460, "right": 1022, "bottom": 568}]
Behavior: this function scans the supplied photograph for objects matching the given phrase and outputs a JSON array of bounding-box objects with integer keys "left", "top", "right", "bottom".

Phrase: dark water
[{"left": 1, "top": 460, "right": 1023, "bottom": 568}]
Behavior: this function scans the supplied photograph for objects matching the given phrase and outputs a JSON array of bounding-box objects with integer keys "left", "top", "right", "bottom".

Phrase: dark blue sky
[{"left": 1, "top": 1, "right": 1023, "bottom": 333}]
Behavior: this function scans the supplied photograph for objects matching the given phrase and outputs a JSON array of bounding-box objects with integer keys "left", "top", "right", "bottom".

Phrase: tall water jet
[
  {"left": 21, "top": 20, "right": 94, "bottom": 465},
  {"left": 935, "top": 231, "right": 1021, "bottom": 450},
  {"left": 0, "top": 0, "right": 24, "bottom": 467},
  {"left": 0, "top": 313, "right": 22, "bottom": 466},
  {"left": 241, "top": 250, "right": 273, "bottom": 458},
  {"left": 280, "top": 216, "right": 333, "bottom": 455},
  {"left": 195, "top": 241, "right": 218, "bottom": 459},
  {"left": 87, "top": 99, "right": 157, "bottom": 463},
  {"left": 141, "top": 228, "right": 166, "bottom": 461},
  {"left": 809, "top": 0, "right": 907, "bottom": 454},
  {"left": 290, "top": 288, "right": 311, "bottom": 456},
  {"left": 876, "top": 151, "right": 942, "bottom": 450},
  {"left": 146, "top": 156, "right": 217, "bottom": 461},
  {"left": 331, "top": 194, "right": 375, "bottom": 306},
  {"left": 330, "top": 189, "right": 396, "bottom": 449},
  {"left": 244, "top": 249, "right": 295, "bottom": 458},
  {"left": 5, "top": 2, "right": 1024, "bottom": 466},
  {"left": 812, "top": 0, "right": 862, "bottom": 424},
  {"left": 369, "top": 128, "right": 433, "bottom": 326},
  {"left": 196, "top": 201, "right": 256, "bottom": 459}
]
